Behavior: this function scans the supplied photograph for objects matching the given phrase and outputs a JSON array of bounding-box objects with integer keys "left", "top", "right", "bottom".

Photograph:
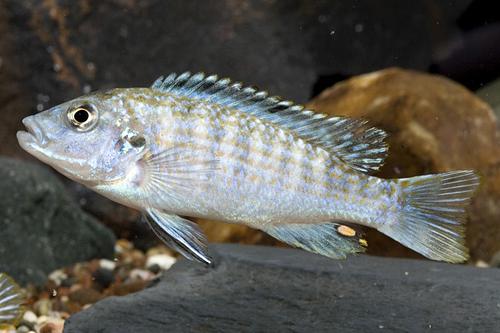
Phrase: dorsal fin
[{"left": 151, "top": 72, "right": 388, "bottom": 173}]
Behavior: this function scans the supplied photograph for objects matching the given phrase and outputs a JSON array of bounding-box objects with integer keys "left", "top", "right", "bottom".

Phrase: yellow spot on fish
[
  {"left": 337, "top": 225, "right": 356, "bottom": 237},
  {"left": 359, "top": 239, "right": 368, "bottom": 247}
]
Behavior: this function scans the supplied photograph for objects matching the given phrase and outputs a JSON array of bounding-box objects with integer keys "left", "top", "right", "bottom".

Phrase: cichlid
[
  {"left": 17, "top": 72, "right": 479, "bottom": 264},
  {"left": 0, "top": 273, "right": 24, "bottom": 326}
]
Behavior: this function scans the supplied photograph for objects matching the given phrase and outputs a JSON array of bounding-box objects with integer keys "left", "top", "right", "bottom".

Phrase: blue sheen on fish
[{"left": 17, "top": 72, "right": 480, "bottom": 264}]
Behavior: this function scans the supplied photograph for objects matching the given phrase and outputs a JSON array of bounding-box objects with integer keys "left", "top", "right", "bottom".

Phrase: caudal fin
[{"left": 379, "top": 170, "right": 479, "bottom": 263}]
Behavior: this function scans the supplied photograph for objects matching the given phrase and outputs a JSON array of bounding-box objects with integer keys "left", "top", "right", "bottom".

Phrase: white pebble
[
  {"left": 476, "top": 260, "right": 489, "bottom": 268},
  {"left": 22, "top": 310, "right": 38, "bottom": 324},
  {"left": 36, "top": 315, "right": 49, "bottom": 326},
  {"left": 146, "top": 254, "right": 176, "bottom": 271},
  {"left": 48, "top": 269, "right": 67, "bottom": 286},
  {"left": 130, "top": 269, "right": 154, "bottom": 281},
  {"left": 99, "top": 259, "right": 117, "bottom": 271}
]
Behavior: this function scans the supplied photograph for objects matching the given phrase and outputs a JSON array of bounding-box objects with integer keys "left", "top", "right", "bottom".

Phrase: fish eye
[{"left": 67, "top": 104, "right": 98, "bottom": 131}]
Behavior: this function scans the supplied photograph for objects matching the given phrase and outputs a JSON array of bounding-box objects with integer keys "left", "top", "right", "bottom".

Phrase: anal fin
[
  {"left": 144, "top": 208, "right": 212, "bottom": 265},
  {"left": 265, "top": 223, "right": 366, "bottom": 259}
]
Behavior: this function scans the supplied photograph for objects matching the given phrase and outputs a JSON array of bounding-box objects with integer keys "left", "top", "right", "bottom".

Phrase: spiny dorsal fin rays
[{"left": 151, "top": 72, "right": 388, "bottom": 174}]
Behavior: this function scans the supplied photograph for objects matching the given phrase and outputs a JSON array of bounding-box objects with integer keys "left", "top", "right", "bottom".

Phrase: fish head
[{"left": 17, "top": 90, "right": 148, "bottom": 185}]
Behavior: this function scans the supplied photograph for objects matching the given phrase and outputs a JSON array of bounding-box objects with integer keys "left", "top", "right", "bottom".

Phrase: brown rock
[
  {"left": 68, "top": 287, "right": 103, "bottom": 305},
  {"left": 195, "top": 219, "right": 280, "bottom": 247},
  {"left": 307, "top": 68, "right": 500, "bottom": 261},
  {"left": 108, "top": 279, "right": 149, "bottom": 297}
]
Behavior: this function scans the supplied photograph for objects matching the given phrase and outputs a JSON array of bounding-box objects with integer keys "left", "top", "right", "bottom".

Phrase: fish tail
[
  {"left": 0, "top": 273, "right": 25, "bottom": 325},
  {"left": 379, "top": 170, "right": 479, "bottom": 263}
]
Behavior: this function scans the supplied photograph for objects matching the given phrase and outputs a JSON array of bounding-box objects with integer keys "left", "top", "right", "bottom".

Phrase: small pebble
[
  {"left": 69, "top": 287, "right": 103, "bottom": 305},
  {"left": 92, "top": 268, "right": 115, "bottom": 289},
  {"left": 34, "top": 299, "right": 53, "bottom": 316},
  {"left": 146, "top": 245, "right": 174, "bottom": 257},
  {"left": 111, "top": 279, "right": 149, "bottom": 296},
  {"left": 37, "top": 315, "right": 49, "bottom": 326},
  {"left": 99, "top": 259, "right": 117, "bottom": 271},
  {"left": 146, "top": 254, "right": 176, "bottom": 271},
  {"left": 148, "top": 263, "right": 161, "bottom": 274},
  {"left": 60, "top": 276, "right": 76, "bottom": 288},
  {"left": 476, "top": 260, "right": 489, "bottom": 268},
  {"left": 22, "top": 311, "right": 38, "bottom": 325},
  {"left": 115, "top": 239, "right": 133, "bottom": 254},
  {"left": 48, "top": 270, "right": 67, "bottom": 287},
  {"left": 129, "top": 269, "right": 154, "bottom": 281},
  {"left": 127, "top": 250, "right": 146, "bottom": 267},
  {"left": 39, "top": 320, "right": 64, "bottom": 333},
  {"left": 16, "top": 326, "right": 31, "bottom": 333}
]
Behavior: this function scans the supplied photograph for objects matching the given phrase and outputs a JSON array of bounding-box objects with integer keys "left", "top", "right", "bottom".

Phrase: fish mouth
[{"left": 17, "top": 117, "right": 48, "bottom": 150}]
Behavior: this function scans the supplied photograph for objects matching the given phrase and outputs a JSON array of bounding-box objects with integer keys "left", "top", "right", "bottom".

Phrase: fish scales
[
  {"left": 17, "top": 71, "right": 479, "bottom": 264},
  {"left": 112, "top": 89, "right": 398, "bottom": 228}
]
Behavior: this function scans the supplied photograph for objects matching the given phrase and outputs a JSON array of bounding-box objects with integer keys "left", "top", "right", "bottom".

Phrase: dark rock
[
  {"left": 0, "top": 157, "right": 116, "bottom": 285},
  {"left": 64, "top": 244, "right": 500, "bottom": 333},
  {"left": 307, "top": 68, "right": 500, "bottom": 262}
]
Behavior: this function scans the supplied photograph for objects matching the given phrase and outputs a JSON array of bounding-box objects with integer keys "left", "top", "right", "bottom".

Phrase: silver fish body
[
  {"left": 93, "top": 89, "right": 395, "bottom": 227},
  {"left": 17, "top": 72, "right": 479, "bottom": 264}
]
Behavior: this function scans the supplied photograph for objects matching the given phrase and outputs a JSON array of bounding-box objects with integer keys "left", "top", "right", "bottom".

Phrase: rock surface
[
  {"left": 64, "top": 244, "right": 500, "bottom": 333},
  {"left": 0, "top": 157, "right": 116, "bottom": 285},
  {"left": 306, "top": 68, "right": 500, "bottom": 261}
]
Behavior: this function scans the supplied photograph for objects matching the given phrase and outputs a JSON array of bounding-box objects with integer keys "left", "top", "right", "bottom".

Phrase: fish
[
  {"left": 17, "top": 72, "right": 480, "bottom": 265},
  {"left": 0, "top": 273, "right": 25, "bottom": 325}
]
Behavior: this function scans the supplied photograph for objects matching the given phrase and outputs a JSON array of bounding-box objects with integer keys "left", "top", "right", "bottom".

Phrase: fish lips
[{"left": 17, "top": 116, "right": 48, "bottom": 152}]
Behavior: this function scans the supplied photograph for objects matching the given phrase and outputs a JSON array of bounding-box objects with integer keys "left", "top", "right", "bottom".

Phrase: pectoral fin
[
  {"left": 144, "top": 208, "right": 212, "bottom": 265},
  {"left": 140, "top": 146, "right": 219, "bottom": 206}
]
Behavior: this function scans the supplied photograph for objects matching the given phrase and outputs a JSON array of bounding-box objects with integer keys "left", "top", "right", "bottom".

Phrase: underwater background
[{"left": 1, "top": 1, "right": 500, "bottom": 332}]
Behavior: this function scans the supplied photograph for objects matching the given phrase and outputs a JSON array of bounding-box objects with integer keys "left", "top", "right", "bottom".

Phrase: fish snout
[{"left": 17, "top": 116, "right": 48, "bottom": 148}]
